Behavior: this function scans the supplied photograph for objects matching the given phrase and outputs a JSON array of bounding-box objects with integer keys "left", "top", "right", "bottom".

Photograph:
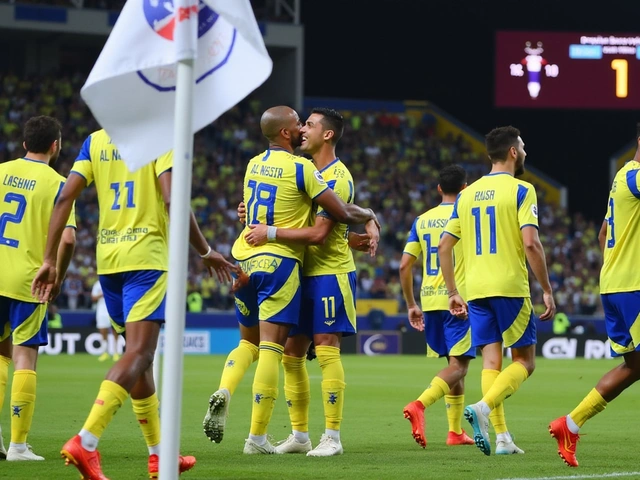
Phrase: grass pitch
[{"left": 1, "top": 354, "right": 639, "bottom": 480}]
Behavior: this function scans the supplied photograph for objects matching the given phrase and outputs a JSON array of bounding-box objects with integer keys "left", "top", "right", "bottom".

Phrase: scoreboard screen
[{"left": 495, "top": 31, "right": 640, "bottom": 109}]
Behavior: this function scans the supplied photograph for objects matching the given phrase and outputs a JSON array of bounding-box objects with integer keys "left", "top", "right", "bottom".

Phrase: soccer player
[
  {"left": 439, "top": 126, "right": 556, "bottom": 456},
  {"left": 32, "top": 128, "right": 236, "bottom": 479},
  {"left": 549, "top": 124, "right": 640, "bottom": 468},
  {"left": 400, "top": 164, "right": 476, "bottom": 449},
  {"left": 204, "top": 105, "right": 379, "bottom": 455},
  {"left": 242, "top": 107, "right": 376, "bottom": 457},
  {"left": 91, "top": 279, "right": 120, "bottom": 362},
  {"left": 0, "top": 116, "right": 77, "bottom": 461}
]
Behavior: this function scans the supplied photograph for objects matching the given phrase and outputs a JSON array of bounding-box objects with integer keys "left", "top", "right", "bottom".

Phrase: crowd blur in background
[{"left": 0, "top": 72, "right": 604, "bottom": 316}]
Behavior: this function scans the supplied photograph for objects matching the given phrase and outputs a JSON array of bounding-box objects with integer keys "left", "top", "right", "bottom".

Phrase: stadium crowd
[{"left": 0, "top": 71, "right": 604, "bottom": 315}]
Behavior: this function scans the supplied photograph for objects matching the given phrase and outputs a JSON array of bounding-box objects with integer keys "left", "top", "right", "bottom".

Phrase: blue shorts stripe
[
  {"left": 601, "top": 292, "right": 640, "bottom": 356},
  {"left": 423, "top": 310, "right": 475, "bottom": 358},
  {"left": 0, "top": 296, "right": 48, "bottom": 346}
]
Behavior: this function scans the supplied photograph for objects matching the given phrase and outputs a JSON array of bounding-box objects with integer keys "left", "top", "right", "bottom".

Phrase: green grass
[{"left": 1, "top": 355, "right": 639, "bottom": 480}]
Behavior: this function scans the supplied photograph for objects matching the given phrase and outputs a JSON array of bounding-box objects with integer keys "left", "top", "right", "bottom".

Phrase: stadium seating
[{"left": 0, "top": 71, "right": 602, "bottom": 316}]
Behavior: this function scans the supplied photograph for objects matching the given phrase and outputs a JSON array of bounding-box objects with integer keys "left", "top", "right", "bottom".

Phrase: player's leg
[
  {"left": 204, "top": 282, "right": 260, "bottom": 443},
  {"left": 550, "top": 292, "right": 640, "bottom": 467},
  {"left": 479, "top": 342, "right": 523, "bottom": 454},
  {"left": 111, "top": 327, "right": 120, "bottom": 361},
  {"left": 97, "top": 327, "right": 110, "bottom": 362},
  {"left": 6, "top": 300, "right": 48, "bottom": 461},
  {"left": 477, "top": 298, "right": 536, "bottom": 413},
  {"left": 445, "top": 374, "right": 474, "bottom": 446},
  {"left": 0, "top": 314, "right": 12, "bottom": 459},
  {"left": 245, "top": 258, "right": 302, "bottom": 454},
  {"left": 463, "top": 298, "right": 502, "bottom": 455},
  {"left": 308, "top": 272, "right": 357, "bottom": 457},
  {"left": 275, "top": 332, "right": 312, "bottom": 454}
]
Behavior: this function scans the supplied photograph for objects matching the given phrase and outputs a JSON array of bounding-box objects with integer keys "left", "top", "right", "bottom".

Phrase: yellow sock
[
  {"left": 219, "top": 340, "right": 259, "bottom": 395},
  {"left": 417, "top": 376, "right": 450, "bottom": 408},
  {"left": 10, "top": 370, "right": 36, "bottom": 444},
  {"left": 481, "top": 362, "right": 528, "bottom": 410},
  {"left": 569, "top": 388, "right": 607, "bottom": 427},
  {"left": 444, "top": 394, "right": 464, "bottom": 434},
  {"left": 249, "top": 342, "right": 283, "bottom": 435},
  {"left": 0, "top": 355, "right": 10, "bottom": 414},
  {"left": 482, "top": 369, "right": 507, "bottom": 434},
  {"left": 132, "top": 393, "right": 160, "bottom": 450},
  {"left": 82, "top": 380, "right": 129, "bottom": 438},
  {"left": 282, "top": 355, "right": 310, "bottom": 433},
  {"left": 316, "top": 346, "right": 345, "bottom": 431}
]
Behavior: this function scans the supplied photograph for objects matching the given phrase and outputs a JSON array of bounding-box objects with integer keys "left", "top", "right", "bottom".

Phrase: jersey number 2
[{"left": 0, "top": 193, "right": 27, "bottom": 248}]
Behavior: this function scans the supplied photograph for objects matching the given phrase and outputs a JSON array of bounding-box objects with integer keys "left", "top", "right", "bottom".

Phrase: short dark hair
[
  {"left": 23, "top": 116, "right": 62, "bottom": 154},
  {"left": 439, "top": 164, "right": 467, "bottom": 194},
  {"left": 485, "top": 126, "right": 521, "bottom": 163},
  {"left": 311, "top": 107, "right": 344, "bottom": 145}
]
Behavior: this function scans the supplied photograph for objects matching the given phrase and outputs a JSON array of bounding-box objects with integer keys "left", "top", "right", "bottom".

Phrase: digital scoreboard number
[{"left": 495, "top": 31, "right": 640, "bottom": 109}]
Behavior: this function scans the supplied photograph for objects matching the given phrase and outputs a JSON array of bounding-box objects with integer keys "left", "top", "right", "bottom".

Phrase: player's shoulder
[
  {"left": 334, "top": 159, "right": 354, "bottom": 178},
  {"left": 514, "top": 177, "right": 535, "bottom": 190},
  {"left": 616, "top": 160, "right": 640, "bottom": 178}
]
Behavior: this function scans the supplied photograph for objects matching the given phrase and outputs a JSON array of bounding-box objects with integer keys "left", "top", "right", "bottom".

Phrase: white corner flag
[{"left": 81, "top": 0, "right": 272, "bottom": 171}]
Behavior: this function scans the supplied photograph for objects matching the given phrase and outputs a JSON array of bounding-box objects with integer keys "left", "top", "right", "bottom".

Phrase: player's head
[
  {"left": 437, "top": 164, "right": 467, "bottom": 197},
  {"left": 260, "top": 106, "right": 302, "bottom": 150},
  {"left": 23, "top": 115, "right": 62, "bottom": 164},
  {"left": 485, "top": 126, "right": 526, "bottom": 176},
  {"left": 300, "top": 107, "right": 344, "bottom": 154}
]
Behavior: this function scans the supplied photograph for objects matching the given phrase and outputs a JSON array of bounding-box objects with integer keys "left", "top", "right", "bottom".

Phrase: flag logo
[
  {"left": 138, "top": 0, "right": 236, "bottom": 92},
  {"left": 143, "top": 0, "right": 216, "bottom": 41}
]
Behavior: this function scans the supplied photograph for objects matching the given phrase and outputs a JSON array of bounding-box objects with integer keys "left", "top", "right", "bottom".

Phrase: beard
[
  {"left": 514, "top": 154, "right": 525, "bottom": 176},
  {"left": 291, "top": 132, "right": 303, "bottom": 149},
  {"left": 49, "top": 149, "right": 60, "bottom": 167}
]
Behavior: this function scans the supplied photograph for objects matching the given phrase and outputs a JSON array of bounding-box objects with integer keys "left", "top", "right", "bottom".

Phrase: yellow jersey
[
  {"left": 404, "top": 203, "right": 465, "bottom": 311},
  {"left": 304, "top": 158, "right": 356, "bottom": 276},
  {"left": 0, "top": 158, "right": 76, "bottom": 302},
  {"left": 444, "top": 172, "right": 538, "bottom": 301},
  {"left": 71, "top": 129, "right": 173, "bottom": 275},
  {"left": 601, "top": 160, "right": 640, "bottom": 293},
  {"left": 232, "top": 148, "right": 328, "bottom": 263}
]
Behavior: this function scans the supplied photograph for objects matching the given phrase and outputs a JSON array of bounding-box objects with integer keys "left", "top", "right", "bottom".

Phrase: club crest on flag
[{"left": 142, "top": 0, "right": 216, "bottom": 41}]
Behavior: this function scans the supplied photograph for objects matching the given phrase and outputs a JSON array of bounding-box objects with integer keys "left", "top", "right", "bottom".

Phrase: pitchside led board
[{"left": 495, "top": 31, "right": 640, "bottom": 109}]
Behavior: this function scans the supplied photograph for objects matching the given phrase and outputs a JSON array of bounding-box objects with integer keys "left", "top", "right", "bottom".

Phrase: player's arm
[
  {"left": 518, "top": 185, "right": 555, "bottom": 320},
  {"left": 32, "top": 173, "right": 86, "bottom": 302},
  {"left": 439, "top": 198, "right": 467, "bottom": 318},
  {"left": 52, "top": 227, "right": 76, "bottom": 301},
  {"left": 157, "top": 170, "right": 238, "bottom": 283},
  {"left": 598, "top": 219, "right": 607, "bottom": 254},
  {"left": 399, "top": 252, "right": 424, "bottom": 331},
  {"left": 246, "top": 215, "right": 335, "bottom": 246}
]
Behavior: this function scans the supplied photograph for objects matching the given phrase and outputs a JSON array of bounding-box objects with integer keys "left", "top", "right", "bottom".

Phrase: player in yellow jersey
[
  {"left": 32, "top": 129, "right": 236, "bottom": 479},
  {"left": 549, "top": 124, "right": 640, "bottom": 468},
  {"left": 203, "top": 106, "right": 378, "bottom": 454},
  {"left": 242, "top": 108, "right": 377, "bottom": 457},
  {"left": 400, "top": 164, "right": 476, "bottom": 449},
  {"left": 0, "top": 116, "right": 76, "bottom": 461},
  {"left": 439, "top": 126, "right": 555, "bottom": 456}
]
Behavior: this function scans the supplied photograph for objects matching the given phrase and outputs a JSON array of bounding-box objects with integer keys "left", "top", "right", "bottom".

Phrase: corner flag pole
[{"left": 158, "top": 57, "right": 195, "bottom": 480}]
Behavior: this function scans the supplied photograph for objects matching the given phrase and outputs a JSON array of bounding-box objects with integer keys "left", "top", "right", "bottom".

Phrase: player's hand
[
  {"left": 539, "top": 291, "right": 556, "bottom": 321},
  {"left": 407, "top": 305, "right": 424, "bottom": 331},
  {"left": 448, "top": 293, "right": 468, "bottom": 319},
  {"left": 364, "top": 218, "right": 380, "bottom": 257},
  {"left": 201, "top": 250, "right": 239, "bottom": 283},
  {"left": 231, "top": 268, "right": 250, "bottom": 294},
  {"left": 348, "top": 232, "right": 370, "bottom": 252},
  {"left": 49, "top": 280, "right": 62, "bottom": 302},
  {"left": 237, "top": 202, "right": 246, "bottom": 224},
  {"left": 31, "top": 262, "right": 57, "bottom": 303},
  {"left": 245, "top": 224, "right": 268, "bottom": 246}
]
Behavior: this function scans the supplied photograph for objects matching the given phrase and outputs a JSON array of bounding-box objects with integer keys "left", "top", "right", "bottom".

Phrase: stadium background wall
[{"left": 44, "top": 313, "right": 614, "bottom": 359}]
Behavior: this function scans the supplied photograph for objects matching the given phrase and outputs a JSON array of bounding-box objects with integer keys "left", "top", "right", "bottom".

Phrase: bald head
[{"left": 260, "top": 106, "right": 300, "bottom": 142}]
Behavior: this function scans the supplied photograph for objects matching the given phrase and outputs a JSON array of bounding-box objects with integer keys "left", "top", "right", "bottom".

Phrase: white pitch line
[{"left": 495, "top": 472, "right": 640, "bottom": 480}]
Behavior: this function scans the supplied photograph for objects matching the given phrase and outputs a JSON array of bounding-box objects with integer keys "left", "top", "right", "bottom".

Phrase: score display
[{"left": 495, "top": 31, "right": 640, "bottom": 109}]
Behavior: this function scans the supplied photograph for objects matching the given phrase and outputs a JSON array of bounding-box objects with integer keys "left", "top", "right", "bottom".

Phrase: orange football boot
[
  {"left": 549, "top": 416, "right": 580, "bottom": 467},
  {"left": 403, "top": 400, "right": 427, "bottom": 448},
  {"left": 61, "top": 435, "right": 109, "bottom": 480}
]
